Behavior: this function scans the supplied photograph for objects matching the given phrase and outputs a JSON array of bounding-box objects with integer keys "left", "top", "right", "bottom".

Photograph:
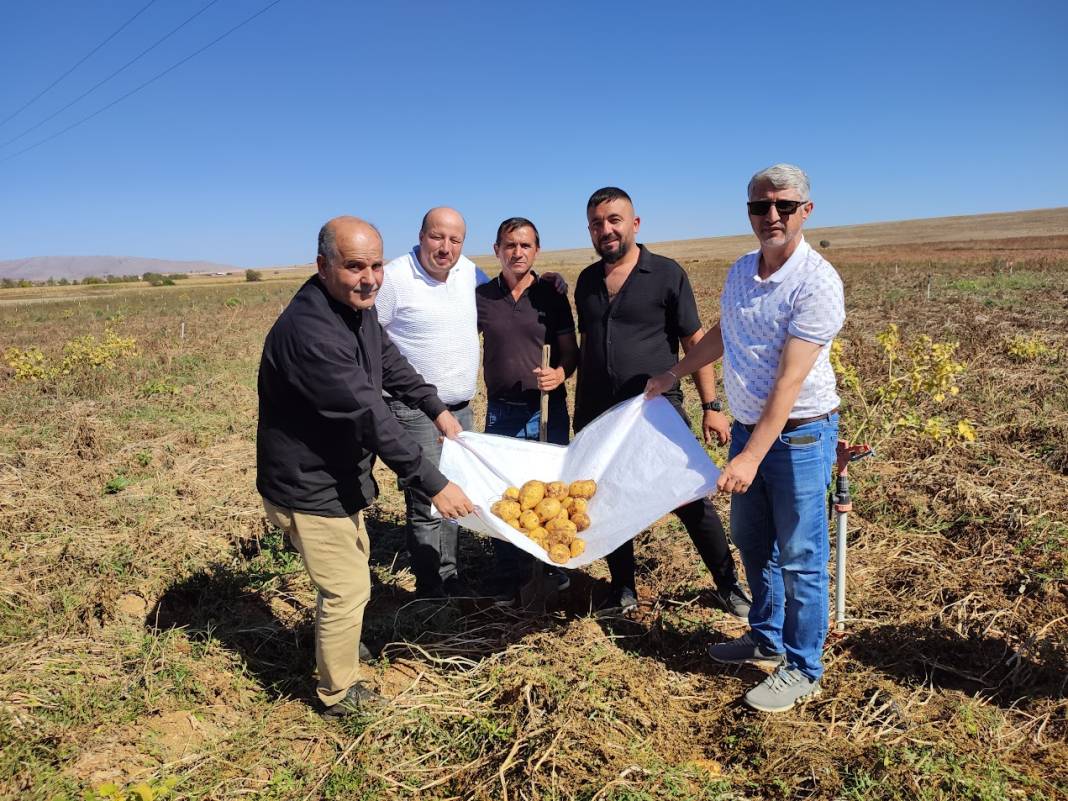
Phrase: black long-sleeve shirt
[{"left": 257, "top": 276, "right": 449, "bottom": 516}]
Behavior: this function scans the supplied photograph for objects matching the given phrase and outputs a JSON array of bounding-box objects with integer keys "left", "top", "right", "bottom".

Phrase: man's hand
[
  {"left": 432, "top": 481, "right": 474, "bottom": 519},
  {"left": 643, "top": 371, "right": 677, "bottom": 399},
  {"left": 533, "top": 365, "right": 565, "bottom": 392},
  {"left": 539, "top": 271, "right": 568, "bottom": 296},
  {"left": 716, "top": 451, "right": 760, "bottom": 494},
  {"left": 702, "top": 410, "right": 731, "bottom": 446},
  {"left": 434, "top": 410, "right": 463, "bottom": 440}
]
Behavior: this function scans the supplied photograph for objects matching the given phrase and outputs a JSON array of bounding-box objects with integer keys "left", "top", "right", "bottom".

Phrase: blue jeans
[
  {"left": 728, "top": 414, "right": 838, "bottom": 680},
  {"left": 484, "top": 394, "right": 569, "bottom": 581},
  {"left": 388, "top": 398, "right": 474, "bottom": 592}
]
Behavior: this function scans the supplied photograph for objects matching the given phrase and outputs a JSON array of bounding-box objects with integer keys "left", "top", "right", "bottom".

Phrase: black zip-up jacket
[{"left": 257, "top": 276, "right": 449, "bottom": 516}]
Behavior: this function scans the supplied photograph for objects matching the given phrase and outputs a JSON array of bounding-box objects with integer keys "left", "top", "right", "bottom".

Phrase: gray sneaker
[
  {"left": 706, "top": 632, "right": 785, "bottom": 666},
  {"left": 743, "top": 666, "right": 821, "bottom": 713}
]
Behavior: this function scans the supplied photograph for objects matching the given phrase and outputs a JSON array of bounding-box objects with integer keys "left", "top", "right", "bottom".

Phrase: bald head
[
  {"left": 419, "top": 207, "right": 466, "bottom": 237},
  {"left": 316, "top": 216, "right": 384, "bottom": 311},
  {"left": 417, "top": 206, "right": 467, "bottom": 280},
  {"left": 318, "top": 216, "right": 381, "bottom": 264}
]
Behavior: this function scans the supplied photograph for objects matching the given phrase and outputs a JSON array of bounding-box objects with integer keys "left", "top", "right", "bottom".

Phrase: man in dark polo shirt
[
  {"left": 575, "top": 187, "right": 750, "bottom": 616},
  {"left": 258, "top": 215, "right": 474, "bottom": 717},
  {"left": 476, "top": 217, "right": 578, "bottom": 599}
]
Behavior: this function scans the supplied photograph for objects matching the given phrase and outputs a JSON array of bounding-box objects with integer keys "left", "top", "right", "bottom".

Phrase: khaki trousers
[{"left": 262, "top": 499, "right": 370, "bottom": 706}]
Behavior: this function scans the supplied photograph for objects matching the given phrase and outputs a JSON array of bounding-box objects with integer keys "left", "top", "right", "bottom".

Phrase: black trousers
[{"left": 605, "top": 496, "right": 736, "bottom": 592}]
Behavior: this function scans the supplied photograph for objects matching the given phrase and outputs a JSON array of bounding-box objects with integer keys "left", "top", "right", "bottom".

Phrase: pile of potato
[{"left": 490, "top": 479, "right": 597, "bottom": 564}]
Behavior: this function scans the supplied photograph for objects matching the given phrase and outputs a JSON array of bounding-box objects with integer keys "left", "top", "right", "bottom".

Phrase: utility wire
[
  {"left": 0, "top": 0, "right": 284, "bottom": 165},
  {"left": 0, "top": 0, "right": 161, "bottom": 130},
  {"left": 0, "top": 0, "right": 223, "bottom": 150}
]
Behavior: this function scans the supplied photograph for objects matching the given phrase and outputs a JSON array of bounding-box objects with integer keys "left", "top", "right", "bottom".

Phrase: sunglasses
[{"left": 747, "top": 199, "right": 808, "bottom": 216}]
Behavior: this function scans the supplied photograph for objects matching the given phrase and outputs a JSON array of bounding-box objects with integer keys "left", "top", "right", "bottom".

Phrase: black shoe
[
  {"left": 321, "top": 681, "right": 385, "bottom": 718},
  {"left": 709, "top": 583, "right": 752, "bottom": 620},
  {"left": 414, "top": 582, "right": 446, "bottom": 600},
  {"left": 596, "top": 586, "right": 638, "bottom": 616},
  {"left": 546, "top": 567, "right": 571, "bottom": 592},
  {"left": 359, "top": 641, "right": 374, "bottom": 663},
  {"left": 442, "top": 575, "right": 474, "bottom": 598}
]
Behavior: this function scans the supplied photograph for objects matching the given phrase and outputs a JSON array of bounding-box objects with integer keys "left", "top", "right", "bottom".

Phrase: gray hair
[
  {"left": 747, "top": 163, "right": 810, "bottom": 201},
  {"left": 317, "top": 223, "right": 339, "bottom": 262}
]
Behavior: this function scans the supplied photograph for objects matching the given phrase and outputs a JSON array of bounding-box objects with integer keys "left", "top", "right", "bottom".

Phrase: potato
[
  {"left": 546, "top": 517, "right": 577, "bottom": 537},
  {"left": 546, "top": 481, "right": 569, "bottom": 499},
  {"left": 491, "top": 499, "right": 522, "bottom": 521},
  {"left": 547, "top": 528, "right": 573, "bottom": 547},
  {"left": 508, "top": 519, "right": 523, "bottom": 531},
  {"left": 503, "top": 486, "right": 520, "bottom": 501},
  {"left": 560, "top": 496, "right": 575, "bottom": 513},
  {"left": 529, "top": 526, "right": 548, "bottom": 543},
  {"left": 569, "top": 538, "right": 586, "bottom": 558},
  {"left": 570, "top": 511, "right": 591, "bottom": 532},
  {"left": 519, "top": 480, "right": 546, "bottom": 510},
  {"left": 519, "top": 510, "right": 540, "bottom": 530},
  {"left": 534, "top": 497, "right": 562, "bottom": 522},
  {"left": 569, "top": 497, "right": 588, "bottom": 515},
  {"left": 568, "top": 479, "right": 597, "bottom": 499},
  {"left": 548, "top": 543, "right": 571, "bottom": 564}
]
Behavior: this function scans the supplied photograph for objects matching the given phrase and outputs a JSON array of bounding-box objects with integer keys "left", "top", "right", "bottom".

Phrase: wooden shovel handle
[{"left": 539, "top": 344, "right": 550, "bottom": 442}]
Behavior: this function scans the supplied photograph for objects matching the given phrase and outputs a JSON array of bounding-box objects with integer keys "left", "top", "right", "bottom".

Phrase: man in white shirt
[
  {"left": 376, "top": 207, "right": 487, "bottom": 598},
  {"left": 645, "top": 164, "right": 845, "bottom": 713}
]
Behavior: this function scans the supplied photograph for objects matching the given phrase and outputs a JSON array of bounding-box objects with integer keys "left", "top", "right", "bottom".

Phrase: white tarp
[{"left": 436, "top": 395, "right": 721, "bottom": 568}]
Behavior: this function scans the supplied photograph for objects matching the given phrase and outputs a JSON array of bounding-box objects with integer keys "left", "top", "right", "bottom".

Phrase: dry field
[{"left": 0, "top": 224, "right": 1066, "bottom": 800}]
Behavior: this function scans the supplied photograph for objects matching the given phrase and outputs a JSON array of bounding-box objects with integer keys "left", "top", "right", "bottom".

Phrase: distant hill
[
  {"left": 0, "top": 255, "right": 239, "bottom": 282},
  {"left": 471, "top": 206, "right": 1068, "bottom": 270}
]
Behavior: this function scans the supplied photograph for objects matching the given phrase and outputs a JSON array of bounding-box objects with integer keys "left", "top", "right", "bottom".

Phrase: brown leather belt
[{"left": 741, "top": 408, "right": 838, "bottom": 434}]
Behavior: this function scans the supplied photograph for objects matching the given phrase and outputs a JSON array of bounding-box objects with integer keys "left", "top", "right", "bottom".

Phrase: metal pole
[{"left": 833, "top": 441, "right": 872, "bottom": 632}]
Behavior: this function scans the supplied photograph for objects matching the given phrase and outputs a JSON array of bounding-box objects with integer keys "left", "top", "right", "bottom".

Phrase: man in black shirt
[
  {"left": 476, "top": 217, "right": 578, "bottom": 599},
  {"left": 257, "top": 216, "right": 473, "bottom": 716},
  {"left": 575, "top": 188, "right": 750, "bottom": 617}
]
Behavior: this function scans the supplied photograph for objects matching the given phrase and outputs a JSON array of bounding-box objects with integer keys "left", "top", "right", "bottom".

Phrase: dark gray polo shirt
[{"left": 476, "top": 272, "right": 576, "bottom": 404}]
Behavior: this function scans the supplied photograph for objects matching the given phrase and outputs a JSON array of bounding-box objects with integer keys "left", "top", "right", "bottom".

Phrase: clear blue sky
[{"left": 1, "top": 0, "right": 1065, "bottom": 267}]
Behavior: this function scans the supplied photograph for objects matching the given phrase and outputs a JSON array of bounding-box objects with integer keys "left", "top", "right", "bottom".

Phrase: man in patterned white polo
[{"left": 645, "top": 164, "right": 845, "bottom": 712}]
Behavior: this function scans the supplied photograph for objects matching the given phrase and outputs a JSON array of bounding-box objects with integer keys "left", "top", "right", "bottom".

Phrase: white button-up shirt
[
  {"left": 376, "top": 247, "right": 489, "bottom": 405},
  {"left": 720, "top": 237, "right": 845, "bottom": 426}
]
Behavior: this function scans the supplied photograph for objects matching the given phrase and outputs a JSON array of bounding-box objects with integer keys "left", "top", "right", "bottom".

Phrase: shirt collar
[
  {"left": 496, "top": 270, "right": 539, "bottom": 297},
  {"left": 409, "top": 246, "right": 453, "bottom": 286},
  {"left": 599, "top": 244, "right": 652, "bottom": 274},
  {"left": 760, "top": 236, "right": 810, "bottom": 283}
]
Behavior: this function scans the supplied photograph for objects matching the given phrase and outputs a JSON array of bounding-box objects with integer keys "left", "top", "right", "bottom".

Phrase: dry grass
[{"left": 0, "top": 231, "right": 1065, "bottom": 800}]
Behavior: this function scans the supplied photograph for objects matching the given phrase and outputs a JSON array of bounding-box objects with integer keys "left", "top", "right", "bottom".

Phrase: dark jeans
[
  {"left": 484, "top": 394, "right": 569, "bottom": 582},
  {"left": 605, "top": 497, "right": 737, "bottom": 593},
  {"left": 588, "top": 398, "right": 737, "bottom": 594},
  {"left": 388, "top": 397, "right": 474, "bottom": 591}
]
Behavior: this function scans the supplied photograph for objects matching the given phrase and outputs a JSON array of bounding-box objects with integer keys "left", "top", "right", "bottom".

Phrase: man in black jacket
[{"left": 257, "top": 216, "right": 473, "bottom": 717}]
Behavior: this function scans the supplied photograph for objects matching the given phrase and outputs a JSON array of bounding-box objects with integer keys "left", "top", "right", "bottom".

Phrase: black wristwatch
[{"left": 701, "top": 400, "right": 723, "bottom": 412}]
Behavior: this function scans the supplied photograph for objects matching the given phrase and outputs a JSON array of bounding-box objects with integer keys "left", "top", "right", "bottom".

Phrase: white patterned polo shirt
[{"left": 720, "top": 237, "right": 845, "bottom": 426}]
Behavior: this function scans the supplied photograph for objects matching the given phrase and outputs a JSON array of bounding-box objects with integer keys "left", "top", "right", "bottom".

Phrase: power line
[
  {"left": 0, "top": 0, "right": 162, "bottom": 130},
  {"left": 0, "top": 0, "right": 224, "bottom": 151},
  {"left": 0, "top": 0, "right": 285, "bottom": 165}
]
